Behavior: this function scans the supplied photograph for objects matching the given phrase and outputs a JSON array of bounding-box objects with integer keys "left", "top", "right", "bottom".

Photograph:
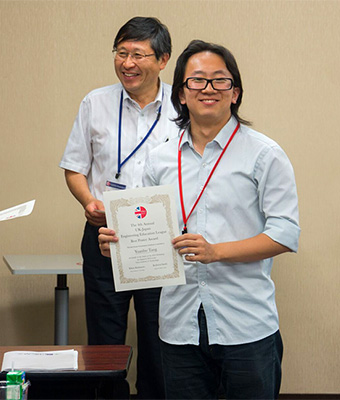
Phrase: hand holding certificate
[{"left": 103, "top": 185, "right": 186, "bottom": 291}]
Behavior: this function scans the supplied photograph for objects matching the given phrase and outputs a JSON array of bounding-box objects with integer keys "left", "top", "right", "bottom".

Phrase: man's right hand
[
  {"left": 84, "top": 200, "right": 106, "bottom": 226},
  {"left": 64, "top": 170, "right": 106, "bottom": 226}
]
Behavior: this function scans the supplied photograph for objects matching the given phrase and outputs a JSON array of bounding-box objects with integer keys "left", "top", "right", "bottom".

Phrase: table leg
[{"left": 54, "top": 274, "right": 69, "bottom": 345}]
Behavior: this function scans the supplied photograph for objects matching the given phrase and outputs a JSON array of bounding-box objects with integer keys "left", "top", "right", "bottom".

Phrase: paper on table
[
  {"left": 1, "top": 350, "right": 78, "bottom": 372},
  {"left": 0, "top": 200, "right": 35, "bottom": 221}
]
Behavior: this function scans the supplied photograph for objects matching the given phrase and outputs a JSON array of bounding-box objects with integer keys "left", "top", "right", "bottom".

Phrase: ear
[
  {"left": 232, "top": 87, "right": 241, "bottom": 104},
  {"left": 179, "top": 88, "right": 186, "bottom": 105},
  {"left": 159, "top": 53, "right": 170, "bottom": 71}
]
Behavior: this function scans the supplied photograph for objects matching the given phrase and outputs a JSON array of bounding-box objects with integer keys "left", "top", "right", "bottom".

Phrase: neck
[
  {"left": 128, "top": 81, "right": 160, "bottom": 109},
  {"left": 190, "top": 115, "right": 231, "bottom": 155}
]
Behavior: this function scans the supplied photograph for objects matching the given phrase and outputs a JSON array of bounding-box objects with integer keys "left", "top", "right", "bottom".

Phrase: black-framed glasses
[
  {"left": 113, "top": 50, "right": 156, "bottom": 61},
  {"left": 183, "top": 77, "right": 234, "bottom": 91}
]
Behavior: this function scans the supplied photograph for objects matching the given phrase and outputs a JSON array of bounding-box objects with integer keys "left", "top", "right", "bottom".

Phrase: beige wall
[{"left": 1, "top": 0, "right": 339, "bottom": 394}]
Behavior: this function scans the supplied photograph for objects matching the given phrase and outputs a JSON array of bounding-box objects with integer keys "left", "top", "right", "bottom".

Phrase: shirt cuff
[{"left": 263, "top": 216, "right": 301, "bottom": 253}]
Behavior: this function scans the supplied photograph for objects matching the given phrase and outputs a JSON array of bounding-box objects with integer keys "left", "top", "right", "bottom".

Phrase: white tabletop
[{"left": 3, "top": 255, "right": 83, "bottom": 275}]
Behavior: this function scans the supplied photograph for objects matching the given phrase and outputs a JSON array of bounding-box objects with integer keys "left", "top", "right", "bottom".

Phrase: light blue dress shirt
[{"left": 143, "top": 115, "right": 300, "bottom": 346}]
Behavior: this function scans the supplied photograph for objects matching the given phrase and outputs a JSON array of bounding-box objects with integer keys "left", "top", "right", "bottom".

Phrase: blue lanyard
[{"left": 116, "top": 91, "right": 162, "bottom": 179}]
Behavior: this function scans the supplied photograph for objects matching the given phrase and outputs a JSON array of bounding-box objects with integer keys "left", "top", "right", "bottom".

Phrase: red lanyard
[{"left": 178, "top": 122, "right": 240, "bottom": 234}]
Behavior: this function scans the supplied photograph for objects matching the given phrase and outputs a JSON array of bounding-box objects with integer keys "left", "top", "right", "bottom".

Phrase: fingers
[
  {"left": 84, "top": 200, "right": 106, "bottom": 226},
  {"left": 183, "top": 254, "right": 199, "bottom": 262},
  {"left": 98, "top": 229, "right": 118, "bottom": 244},
  {"left": 172, "top": 235, "right": 203, "bottom": 253},
  {"left": 172, "top": 233, "right": 198, "bottom": 248},
  {"left": 99, "top": 244, "right": 111, "bottom": 258},
  {"left": 173, "top": 235, "right": 202, "bottom": 261},
  {"left": 85, "top": 211, "right": 106, "bottom": 226},
  {"left": 98, "top": 229, "right": 118, "bottom": 258},
  {"left": 99, "top": 227, "right": 115, "bottom": 235},
  {"left": 177, "top": 246, "right": 199, "bottom": 256},
  {"left": 172, "top": 234, "right": 216, "bottom": 264},
  {"left": 86, "top": 217, "right": 106, "bottom": 226}
]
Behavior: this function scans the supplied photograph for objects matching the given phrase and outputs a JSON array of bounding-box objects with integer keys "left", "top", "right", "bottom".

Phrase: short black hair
[
  {"left": 171, "top": 40, "right": 250, "bottom": 129},
  {"left": 113, "top": 17, "right": 172, "bottom": 60}
]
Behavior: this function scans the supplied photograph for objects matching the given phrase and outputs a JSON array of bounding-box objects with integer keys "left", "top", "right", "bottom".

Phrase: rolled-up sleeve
[{"left": 255, "top": 145, "right": 301, "bottom": 252}]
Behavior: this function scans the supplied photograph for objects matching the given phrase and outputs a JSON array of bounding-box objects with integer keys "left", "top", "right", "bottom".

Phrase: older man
[{"left": 60, "top": 17, "right": 178, "bottom": 399}]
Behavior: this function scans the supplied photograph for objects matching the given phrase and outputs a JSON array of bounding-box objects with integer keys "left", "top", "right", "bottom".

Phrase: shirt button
[
  {"left": 202, "top": 163, "right": 207, "bottom": 168},
  {"left": 201, "top": 281, "right": 206, "bottom": 286}
]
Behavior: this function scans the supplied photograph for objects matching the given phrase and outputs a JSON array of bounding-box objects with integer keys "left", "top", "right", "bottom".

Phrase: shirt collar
[
  {"left": 179, "top": 115, "right": 240, "bottom": 150},
  {"left": 213, "top": 115, "right": 239, "bottom": 149},
  {"left": 178, "top": 126, "right": 191, "bottom": 150},
  {"left": 121, "top": 80, "right": 163, "bottom": 109}
]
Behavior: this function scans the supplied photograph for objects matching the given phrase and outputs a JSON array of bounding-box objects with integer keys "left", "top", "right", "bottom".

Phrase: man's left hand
[{"left": 172, "top": 233, "right": 217, "bottom": 264}]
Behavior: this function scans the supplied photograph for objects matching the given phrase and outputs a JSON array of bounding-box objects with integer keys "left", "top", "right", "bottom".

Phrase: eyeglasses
[
  {"left": 183, "top": 77, "right": 234, "bottom": 91},
  {"left": 113, "top": 50, "right": 156, "bottom": 61}
]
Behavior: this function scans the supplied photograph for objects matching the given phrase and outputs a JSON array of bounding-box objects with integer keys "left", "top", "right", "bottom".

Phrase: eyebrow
[
  {"left": 190, "top": 69, "right": 229, "bottom": 76},
  {"left": 116, "top": 46, "right": 146, "bottom": 52}
]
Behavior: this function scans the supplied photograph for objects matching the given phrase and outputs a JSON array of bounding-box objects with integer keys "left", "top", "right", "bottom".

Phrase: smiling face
[
  {"left": 179, "top": 51, "right": 240, "bottom": 129},
  {"left": 114, "top": 39, "right": 169, "bottom": 106}
]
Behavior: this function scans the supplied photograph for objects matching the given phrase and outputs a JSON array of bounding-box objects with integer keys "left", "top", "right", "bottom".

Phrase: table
[
  {"left": 0, "top": 345, "right": 132, "bottom": 399},
  {"left": 3, "top": 255, "right": 83, "bottom": 345}
]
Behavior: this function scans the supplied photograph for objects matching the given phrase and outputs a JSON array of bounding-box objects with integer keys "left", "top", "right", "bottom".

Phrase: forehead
[
  {"left": 185, "top": 51, "right": 230, "bottom": 77},
  {"left": 116, "top": 39, "right": 153, "bottom": 52}
]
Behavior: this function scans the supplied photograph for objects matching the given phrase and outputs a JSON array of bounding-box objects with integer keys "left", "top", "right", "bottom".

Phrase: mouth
[
  {"left": 122, "top": 72, "right": 140, "bottom": 78},
  {"left": 199, "top": 99, "right": 218, "bottom": 104}
]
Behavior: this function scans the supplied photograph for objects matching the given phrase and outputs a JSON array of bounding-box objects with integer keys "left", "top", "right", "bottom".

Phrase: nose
[
  {"left": 202, "top": 80, "right": 216, "bottom": 92},
  {"left": 123, "top": 54, "right": 136, "bottom": 68}
]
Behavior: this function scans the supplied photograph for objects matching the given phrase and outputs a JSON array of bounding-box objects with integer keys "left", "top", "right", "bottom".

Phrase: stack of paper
[{"left": 1, "top": 350, "right": 78, "bottom": 372}]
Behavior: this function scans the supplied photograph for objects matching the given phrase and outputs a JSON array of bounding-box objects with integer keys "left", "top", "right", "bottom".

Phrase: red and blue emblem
[{"left": 135, "top": 206, "right": 147, "bottom": 219}]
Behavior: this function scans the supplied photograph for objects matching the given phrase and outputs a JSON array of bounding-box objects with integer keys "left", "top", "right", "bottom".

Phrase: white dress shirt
[
  {"left": 59, "top": 81, "right": 179, "bottom": 200},
  {"left": 143, "top": 115, "right": 300, "bottom": 346}
]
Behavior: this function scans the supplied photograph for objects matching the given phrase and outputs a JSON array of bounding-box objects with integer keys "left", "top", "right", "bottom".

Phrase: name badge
[{"left": 106, "top": 180, "right": 126, "bottom": 191}]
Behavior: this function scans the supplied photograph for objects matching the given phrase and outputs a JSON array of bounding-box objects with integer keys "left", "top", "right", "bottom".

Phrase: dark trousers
[
  {"left": 81, "top": 222, "right": 165, "bottom": 399},
  {"left": 161, "top": 308, "right": 283, "bottom": 400}
]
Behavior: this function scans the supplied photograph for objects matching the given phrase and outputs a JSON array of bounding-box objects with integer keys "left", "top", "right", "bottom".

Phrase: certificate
[{"left": 103, "top": 185, "right": 186, "bottom": 291}]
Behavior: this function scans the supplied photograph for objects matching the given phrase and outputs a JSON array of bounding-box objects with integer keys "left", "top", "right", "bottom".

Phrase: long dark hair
[{"left": 171, "top": 40, "right": 250, "bottom": 129}]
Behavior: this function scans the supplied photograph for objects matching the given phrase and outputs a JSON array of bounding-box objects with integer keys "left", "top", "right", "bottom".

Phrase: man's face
[
  {"left": 114, "top": 40, "right": 169, "bottom": 103},
  {"left": 179, "top": 51, "right": 240, "bottom": 126}
]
